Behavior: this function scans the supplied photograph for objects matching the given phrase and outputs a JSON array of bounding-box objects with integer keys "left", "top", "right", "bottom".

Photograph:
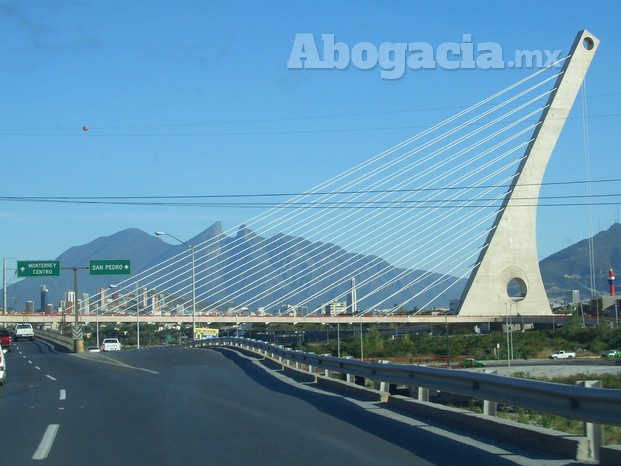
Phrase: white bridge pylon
[{"left": 457, "top": 30, "right": 599, "bottom": 317}]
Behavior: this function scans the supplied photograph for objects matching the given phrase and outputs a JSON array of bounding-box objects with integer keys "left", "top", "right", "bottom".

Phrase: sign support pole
[{"left": 63, "top": 266, "right": 88, "bottom": 353}]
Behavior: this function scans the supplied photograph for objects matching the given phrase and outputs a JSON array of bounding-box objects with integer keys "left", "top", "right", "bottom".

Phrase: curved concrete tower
[{"left": 458, "top": 30, "right": 599, "bottom": 317}]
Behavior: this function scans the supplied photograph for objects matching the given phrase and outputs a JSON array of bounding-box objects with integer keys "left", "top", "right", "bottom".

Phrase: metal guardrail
[{"left": 189, "top": 337, "right": 621, "bottom": 428}]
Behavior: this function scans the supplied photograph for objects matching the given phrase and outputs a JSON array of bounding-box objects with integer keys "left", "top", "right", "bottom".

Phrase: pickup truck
[
  {"left": 13, "top": 323, "right": 34, "bottom": 342},
  {"left": 601, "top": 349, "right": 621, "bottom": 358},
  {"left": 549, "top": 350, "right": 576, "bottom": 359},
  {"left": 0, "top": 328, "right": 12, "bottom": 352},
  {"left": 100, "top": 338, "right": 121, "bottom": 351}
]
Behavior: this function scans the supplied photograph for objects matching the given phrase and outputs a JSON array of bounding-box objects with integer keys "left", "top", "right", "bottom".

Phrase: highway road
[{"left": 0, "top": 341, "right": 582, "bottom": 465}]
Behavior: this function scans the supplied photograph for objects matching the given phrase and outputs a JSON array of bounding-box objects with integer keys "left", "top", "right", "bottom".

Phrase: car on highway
[
  {"left": 0, "top": 347, "right": 7, "bottom": 386},
  {"left": 0, "top": 328, "right": 12, "bottom": 352},
  {"left": 601, "top": 349, "right": 621, "bottom": 358},
  {"left": 460, "top": 358, "right": 486, "bottom": 368},
  {"left": 13, "top": 323, "right": 34, "bottom": 341},
  {"left": 100, "top": 338, "right": 121, "bottom": 351},
  {"left": 86, "top": 347, "right": 101, "bottom": 352}
]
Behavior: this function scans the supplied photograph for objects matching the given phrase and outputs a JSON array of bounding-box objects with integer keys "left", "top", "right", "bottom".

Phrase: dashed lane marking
[{"left": 32, "top": 424, "right": 59, "bottom": 460}]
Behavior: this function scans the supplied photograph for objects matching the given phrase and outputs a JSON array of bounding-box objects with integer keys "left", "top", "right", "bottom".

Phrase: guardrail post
[
  {"left": 483, "top": 399, "right": 497, "bottom": 416},
  {"left": 346, "top": 373, "right": 355, "bottom": 383},
  {"left": 417, "top": 386, "right": 429, "bottom": 402},
  {"left": 576, "top": 380, "right": 603, "bottom": 461}
]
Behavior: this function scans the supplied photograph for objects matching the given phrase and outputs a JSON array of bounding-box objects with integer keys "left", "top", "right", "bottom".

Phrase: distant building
[
  {"left": 346, "top": 277, "right": 357, "bottom": 314},
  {"left": 279, "top": 305, "right": 307, "bottom": 316},
  {"left": 66, "top": 291, "right": 76, "bottom": 314},
  {"left": 98, "top": 288, "right": 107, "bottom": 311},
  {"left": 148, "top": 291, "right": 160, "bottom": 315},
  {"left": 41, "top": 285, "right": 48, "bottom": 313},
  {"left": 323, "top": 301, "right": 346, "bottom": 316},
  {"left": 82, "top": 293, "right": 90, "bottom": 315}
]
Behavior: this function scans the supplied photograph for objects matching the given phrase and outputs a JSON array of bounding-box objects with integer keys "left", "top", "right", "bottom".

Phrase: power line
[{"left": 0, "top": 178, "right": 619, "bottom": 208}]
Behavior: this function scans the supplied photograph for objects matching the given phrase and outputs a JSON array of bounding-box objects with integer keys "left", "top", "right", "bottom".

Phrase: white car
[
  {"left": 0, "top": 348, "right": 7, "bottom": 386},
  {"left": 14, "top": 323, "right": 34, "bottom": 341},
  {"left": 100, "top": 338, "right": 121, "bottom": 351}
]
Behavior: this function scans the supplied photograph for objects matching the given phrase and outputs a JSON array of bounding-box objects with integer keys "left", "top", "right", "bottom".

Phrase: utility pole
[{"left": 63, "top": 266, "right": 88, "bottom": 353}]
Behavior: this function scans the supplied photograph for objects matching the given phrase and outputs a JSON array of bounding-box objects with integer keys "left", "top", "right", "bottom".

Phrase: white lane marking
[
  {"left": 73, "top": 354, "right": 159, "bottom": 374},
  {"left": 46, "top": 375, "right": 57, "bottom": 381},
  {"left": 59, "top": 389, "right": 66, "bottom": 400},
  {"left": 35, "top": 366, "right": 41, "bottom": 370},
  {"left": 32, "top": 424, "right": 59, "bottom": 460}
]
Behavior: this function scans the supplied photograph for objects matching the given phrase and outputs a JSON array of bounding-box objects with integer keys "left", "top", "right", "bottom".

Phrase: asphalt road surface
[{"left": 0, "top": 340, "right": 585, "bottom": 465}]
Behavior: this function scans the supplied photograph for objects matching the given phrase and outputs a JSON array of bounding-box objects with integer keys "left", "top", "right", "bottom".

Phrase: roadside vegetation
[{"left": 292, "top": 315, "right": 621, "bottom": 363}]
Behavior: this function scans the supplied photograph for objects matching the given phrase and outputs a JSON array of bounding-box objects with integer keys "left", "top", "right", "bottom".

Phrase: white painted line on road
[
  {"left": 73, "top": 353, "right": 159, "bottom": 374},
  {"left": 46, "top": 375, "right": 57, "bottom": 381},
  {"left": 32, "top": 424, "right": 59, "bottom": 460},
  {"left": 35, "top": 366, "right": 41, "bottom": 370},
  {"left": 59, "top": 389, "right": 66, "bottom": 400}
]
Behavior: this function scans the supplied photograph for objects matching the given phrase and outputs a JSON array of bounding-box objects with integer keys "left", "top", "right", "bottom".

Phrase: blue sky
[{"left": 1, "top": 1, "right": 620, "bottom": 280}]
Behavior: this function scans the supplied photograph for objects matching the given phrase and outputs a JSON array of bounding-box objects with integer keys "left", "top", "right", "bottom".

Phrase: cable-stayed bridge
[{"left": 73, "top": 31, "right": 599, "bottom": 328}]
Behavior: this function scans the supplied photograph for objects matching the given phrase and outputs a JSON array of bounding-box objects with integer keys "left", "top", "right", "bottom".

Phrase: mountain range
[
  {"left": 4, "top": 222, "right": 620, "bottom": 312},
  {"left": 539, "top": 222, "right": 621, "bottom": 301}
]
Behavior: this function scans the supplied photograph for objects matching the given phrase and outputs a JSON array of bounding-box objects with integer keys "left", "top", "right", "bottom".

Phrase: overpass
[{"left": 0, "top": 312, "right": 567, "bottom": 327}]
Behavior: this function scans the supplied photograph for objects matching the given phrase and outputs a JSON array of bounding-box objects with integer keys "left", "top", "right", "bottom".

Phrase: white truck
[
  {"left": 100, "top": 338, "right": 121, "bottom": 351},
  {"left": 549, "top": 350, "right": 576, "bottom": 359},
  {"left": 13, "top": 323, "right": 34, "bottom": 341}
]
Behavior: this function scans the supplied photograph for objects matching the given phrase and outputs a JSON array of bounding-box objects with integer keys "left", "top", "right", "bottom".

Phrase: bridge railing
[{"left": 188, "top": 336, "right": 621, "bottom": 428}]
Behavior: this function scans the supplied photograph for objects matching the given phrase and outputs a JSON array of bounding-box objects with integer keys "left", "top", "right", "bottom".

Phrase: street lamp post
[
  {"left": 62, "top": 266, "right": 88, "bottom": 353},
  {"left": 445, "top": 312, "right": 450, "bottom": 367},
  {"left": 337, "top": 313, "right": 341, "bottom": 358},
  {"left": 135, "top": 282, "right": 141, "bottom": 349},
  {"left": 359, "top": 316, "right": 364, "bottom": 361},
  {"left": 155, "top": 231, "right": 196, "bottom": 339}
]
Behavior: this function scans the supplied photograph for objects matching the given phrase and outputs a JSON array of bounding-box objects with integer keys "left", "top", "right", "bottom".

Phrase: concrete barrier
[
  {"left": 282, "top": 365, "right": 317, "bottom": 383},
  {"left": 600, "top": 445, "right": 621, "bottom": 466},
  {"left": 316, "top": 375, "right": 388, "bottom": 402},
  {"left": 34, "top": 330, "right": 73, "bottom": 351},
  {"left": 387, "top": 395, "right": 590, "bottom": 462}
]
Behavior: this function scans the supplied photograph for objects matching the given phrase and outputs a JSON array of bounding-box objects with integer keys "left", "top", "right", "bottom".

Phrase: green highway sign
[
  {"left": 17, "top": 260, "right": 61, "bottom": 277},
  {"left": 89, "top": 259, "right": 131, "bottom": 276}
]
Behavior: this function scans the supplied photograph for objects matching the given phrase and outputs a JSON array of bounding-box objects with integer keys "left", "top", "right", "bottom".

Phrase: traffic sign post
[
  {"left": 89, "top": 260, "right": 131, "bottom": 276},
  {"left": 17, "top": 260, "right": 61, "bottom": 277}
]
